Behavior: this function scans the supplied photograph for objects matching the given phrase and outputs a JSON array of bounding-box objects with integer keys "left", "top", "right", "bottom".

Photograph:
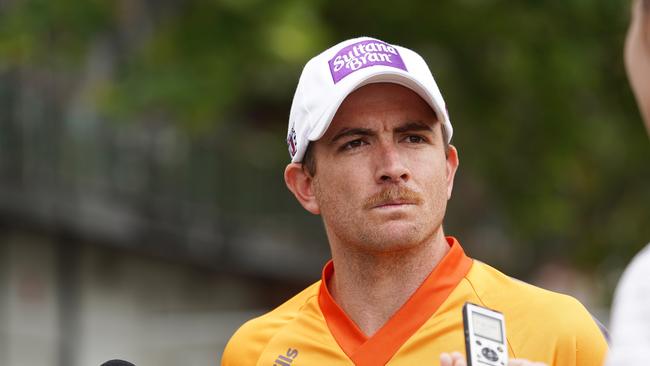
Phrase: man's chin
[{"left": 357, "top": 224, "right": 425, "bottom": 252}]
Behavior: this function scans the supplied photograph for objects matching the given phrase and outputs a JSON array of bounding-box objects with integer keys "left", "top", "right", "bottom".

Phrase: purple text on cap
[{"left": 328, "top": 39, "right": 407, "bottom": 84}]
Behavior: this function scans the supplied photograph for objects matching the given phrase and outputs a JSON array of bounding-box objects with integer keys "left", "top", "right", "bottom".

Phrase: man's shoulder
[
  {"left": 469, "top": 260, "right": 585, "bottom": 304},
  {"left": 467, "top": 260, "right": 605, "bottom": 331},
  {"left": 221, "top": 281, "right": 321, "bottom": 366},
  {"left": 467, "top": 260, "right": 608, "bottom": 354}
]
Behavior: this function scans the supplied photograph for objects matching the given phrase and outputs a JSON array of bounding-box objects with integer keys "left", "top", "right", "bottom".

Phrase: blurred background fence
[{"left": 0, "top": 0, "right": 648, "bottom": 365}]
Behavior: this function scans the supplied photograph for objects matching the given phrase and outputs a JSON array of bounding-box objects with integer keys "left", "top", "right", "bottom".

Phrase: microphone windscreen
[{"left": 101, "top": 360, "right": 135, "bottom": 366}]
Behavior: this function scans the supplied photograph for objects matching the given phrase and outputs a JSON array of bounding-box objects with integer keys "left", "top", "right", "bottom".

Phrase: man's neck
[{"left": 327, "top": 232, "right": 450, "bottom": 337}]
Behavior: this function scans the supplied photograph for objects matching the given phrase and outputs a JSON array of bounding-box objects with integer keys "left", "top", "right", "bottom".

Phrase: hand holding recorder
[
  {"left": 439, "top": 303, "right": 547, "bottom": 366},
  {"left": 439, "top": 353, "right": 547, "bottom": 366}
]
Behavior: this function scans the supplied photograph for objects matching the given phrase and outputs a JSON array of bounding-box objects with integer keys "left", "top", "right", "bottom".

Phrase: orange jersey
[{"left": 222, "top": 238, "right": 607, "bottom": 366}]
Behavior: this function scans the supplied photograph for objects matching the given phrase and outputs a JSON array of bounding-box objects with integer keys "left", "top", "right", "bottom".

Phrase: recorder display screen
[{"left": 472, "top": 312, "right": 503, "bottom": 343}]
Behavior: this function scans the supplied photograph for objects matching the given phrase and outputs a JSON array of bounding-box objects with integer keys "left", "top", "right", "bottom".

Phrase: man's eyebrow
[
  {"left": 394, "top": 121, "right": 434, "bottom": 133},
  {"left": 329, "top": 128, "right": 374, "bottom": 144}
]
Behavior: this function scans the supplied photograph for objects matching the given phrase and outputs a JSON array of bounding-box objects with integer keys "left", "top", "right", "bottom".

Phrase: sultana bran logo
[{"left": 328, "top": 39, "right": 407, "bottom": 83}]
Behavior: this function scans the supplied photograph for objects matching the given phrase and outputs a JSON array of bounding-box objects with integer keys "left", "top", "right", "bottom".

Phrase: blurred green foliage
[{"left": 0, "top": 0, "right": 648, "bottom": 290}]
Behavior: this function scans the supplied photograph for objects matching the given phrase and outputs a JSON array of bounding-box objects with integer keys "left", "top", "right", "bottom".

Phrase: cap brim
[{"left": 306, "top": 69, "right": 450, "bottom": 142}]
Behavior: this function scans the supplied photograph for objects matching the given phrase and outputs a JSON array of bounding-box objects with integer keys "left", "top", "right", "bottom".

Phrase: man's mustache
[{"left": 363, "top": 186, "right": 424, "bottom": 209}]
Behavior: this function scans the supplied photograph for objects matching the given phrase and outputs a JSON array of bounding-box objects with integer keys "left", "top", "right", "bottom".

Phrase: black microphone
[{"left": 101, "top": 360, "right": 135, "bottom": 366}]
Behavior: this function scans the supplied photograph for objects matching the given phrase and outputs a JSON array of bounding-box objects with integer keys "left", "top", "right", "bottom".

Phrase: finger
[
  {"left": 440, "top": 352, "right": 452, "bottom": 366},
  {"left": 450, "top": 351, "right": 466, "bottom": 366},
  {"left": 451, "top": 351, "right": 464, "bottom": 359}
]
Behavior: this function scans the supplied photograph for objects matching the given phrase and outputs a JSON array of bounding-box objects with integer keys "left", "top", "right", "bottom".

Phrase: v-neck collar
[{"left": 318, "top": 237, "right": 473, "bottom": 366}]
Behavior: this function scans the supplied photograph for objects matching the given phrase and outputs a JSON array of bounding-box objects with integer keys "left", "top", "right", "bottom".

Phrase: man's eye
[
  {"left": 406, "top": 135, "right": 426, "bottom": 143},
  {"left": 342, "top": 139, "right": 366, "bottom": 150}
]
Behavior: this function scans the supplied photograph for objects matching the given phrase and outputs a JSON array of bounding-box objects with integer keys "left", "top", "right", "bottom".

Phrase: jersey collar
[{"left": 318, "top": 236, "right": 473, "bottom": 366}]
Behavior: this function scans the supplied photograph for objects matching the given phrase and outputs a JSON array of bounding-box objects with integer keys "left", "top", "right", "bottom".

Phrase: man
[{"left": 221, "top": 37, "right": 607, "bottom": 366}]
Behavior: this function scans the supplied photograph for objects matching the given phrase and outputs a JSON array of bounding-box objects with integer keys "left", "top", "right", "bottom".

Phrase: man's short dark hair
[{"left": 302, "top": 142, "right": 317, "bottom": 177}]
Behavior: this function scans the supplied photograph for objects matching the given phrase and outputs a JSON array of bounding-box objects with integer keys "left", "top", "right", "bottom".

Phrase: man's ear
[
  {"left": 445, "top": 145, "right": 459, "bottom": 200},
  {"left": 284, "top": 163, "right": 321, "bottom": 214}
]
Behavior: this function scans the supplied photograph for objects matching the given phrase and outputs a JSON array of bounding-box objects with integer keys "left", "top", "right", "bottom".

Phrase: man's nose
[{"left": 375, "top": 143, "right": 410, "bottom": 184}]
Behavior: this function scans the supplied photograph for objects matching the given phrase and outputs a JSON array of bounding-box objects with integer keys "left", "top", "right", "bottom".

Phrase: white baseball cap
[{"left": 286, "top": 36, "right": 453, "bottom": 163}]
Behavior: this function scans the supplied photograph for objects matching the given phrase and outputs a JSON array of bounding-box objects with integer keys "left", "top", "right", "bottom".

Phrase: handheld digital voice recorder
[{"left": 462, "top": 302, "right": 508, "bottom": 366}]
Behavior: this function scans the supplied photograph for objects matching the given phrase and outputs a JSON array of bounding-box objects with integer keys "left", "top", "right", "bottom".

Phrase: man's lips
[{"left": 373, "top": 200, "right": 417, "bottom": 208}]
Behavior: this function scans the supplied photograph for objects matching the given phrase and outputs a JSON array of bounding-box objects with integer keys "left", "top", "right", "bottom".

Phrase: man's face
[
  {"left": 625, "top": 0, "right": 650, "bottom": 132},
  {"left": 308, "top": 83, "right": 459, "bottom": 253}
]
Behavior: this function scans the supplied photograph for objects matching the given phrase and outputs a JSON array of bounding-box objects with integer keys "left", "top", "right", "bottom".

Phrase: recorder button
[
  {"left": 481, "top": 347, "right": 499, "bottom": 362},
  {"left": 497, "top": 346, "right": 503, "bottom": 352},
  {"left": 476, "top": 340, "right": 482, "bottom": 346}
]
